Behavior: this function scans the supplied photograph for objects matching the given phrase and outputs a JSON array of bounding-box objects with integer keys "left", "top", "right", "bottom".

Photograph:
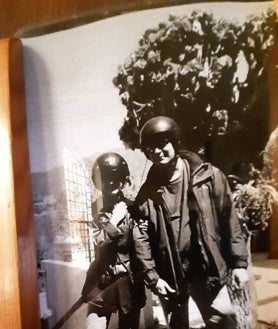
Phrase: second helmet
[{"left": 92, "top": 152, "right": 130, "bottom": 190}]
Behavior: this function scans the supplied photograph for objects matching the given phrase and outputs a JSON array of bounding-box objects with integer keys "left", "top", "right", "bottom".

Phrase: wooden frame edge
[{"left": 0, "top": 38, "right": 40, "bottom": 329}]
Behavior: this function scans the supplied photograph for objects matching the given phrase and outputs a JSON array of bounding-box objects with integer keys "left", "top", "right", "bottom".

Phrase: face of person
[
  {"left": 101, "top": 177, "right": 123, "bottom": 196},
  {"left": 145, "top": 137, "right": 176, "bottom": 167}
]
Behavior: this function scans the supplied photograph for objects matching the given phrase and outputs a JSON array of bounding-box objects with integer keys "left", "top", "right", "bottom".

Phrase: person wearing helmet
[
  {"left": 81, "top": 152, "right": 145, "bottom": 329},
  {"left": 133, "top": 116, "right": 249, "bottom": 329}
]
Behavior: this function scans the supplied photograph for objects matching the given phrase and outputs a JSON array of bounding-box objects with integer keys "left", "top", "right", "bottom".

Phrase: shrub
[{"left": 232, "top": 165, "right": 278, "bottom": 238}]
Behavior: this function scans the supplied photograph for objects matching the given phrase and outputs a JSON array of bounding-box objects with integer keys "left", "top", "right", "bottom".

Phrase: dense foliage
[
  {"left": 113, "top": 9, "right": 277, "bottom": 175},
  {"left": 232, "top": 166, "right": 278, "bottom": 238}
]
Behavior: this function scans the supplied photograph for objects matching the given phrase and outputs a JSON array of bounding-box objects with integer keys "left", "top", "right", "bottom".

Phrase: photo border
[{"left": 2, "top": 1, "right": 278, "bottom": 328}]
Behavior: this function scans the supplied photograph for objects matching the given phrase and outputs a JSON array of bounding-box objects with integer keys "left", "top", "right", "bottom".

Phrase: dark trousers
[
  {"left": 189, "top": 280, "right": 236, "bottom": 329},
  {"left": 160, "top": 298, "right": 189, "bottom": 329},
  {"left": 160, "top": 280, "right": 236, "bottom": 329},
  {"left": 159, "top": 281, "right": 189, "bottom": 329},
  {"left": 118, "top": 308, "right": 141, "bottom": 329}
]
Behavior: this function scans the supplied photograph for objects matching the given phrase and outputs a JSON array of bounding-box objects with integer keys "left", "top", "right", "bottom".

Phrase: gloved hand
[
  {"left": 155, "top": 278, "right": 176, "bottom": 300},
  {"left": 110, "top": 202, "right": 127, "bottom": 227},
  {"left": 232, "top": 268, "right": 249, "bottom": 289}
]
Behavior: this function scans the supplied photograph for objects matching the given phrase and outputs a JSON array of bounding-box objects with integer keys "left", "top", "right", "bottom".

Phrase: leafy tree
[{"left": 113, "top": 9, "right": 277, "bottom": 176}]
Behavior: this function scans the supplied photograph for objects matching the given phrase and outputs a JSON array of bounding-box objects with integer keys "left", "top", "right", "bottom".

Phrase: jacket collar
[
  {"left": 191, "top": 162, "right": 214, "bottom": 187},
  {"left": 179, "top": 149, "right": 214, "bottom": 186}
]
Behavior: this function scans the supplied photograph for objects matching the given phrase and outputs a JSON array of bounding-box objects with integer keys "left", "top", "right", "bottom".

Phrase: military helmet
[
  {"left": 92, "top": 152, "right": 130, "bottom": 190},
  {"left": 140, "top": 116, "right": 181, "bottom": 151}
]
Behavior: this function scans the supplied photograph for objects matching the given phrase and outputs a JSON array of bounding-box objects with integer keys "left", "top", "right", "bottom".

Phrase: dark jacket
[
  {"left": 133, "top": 151, "right": 248, "bottom": 296},
  {"left": 82, "top": 196, "right": 146, "bottom": 315}
]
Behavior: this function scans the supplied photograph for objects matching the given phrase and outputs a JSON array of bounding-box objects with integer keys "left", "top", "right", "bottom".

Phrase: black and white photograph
[{"left": 19, "top": 1, "right": 278, "bottom": 328}]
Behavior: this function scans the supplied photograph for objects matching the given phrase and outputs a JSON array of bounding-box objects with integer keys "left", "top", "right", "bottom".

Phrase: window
[{"left": 63, "top": 151, "right": 94, "bottom": 263}]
